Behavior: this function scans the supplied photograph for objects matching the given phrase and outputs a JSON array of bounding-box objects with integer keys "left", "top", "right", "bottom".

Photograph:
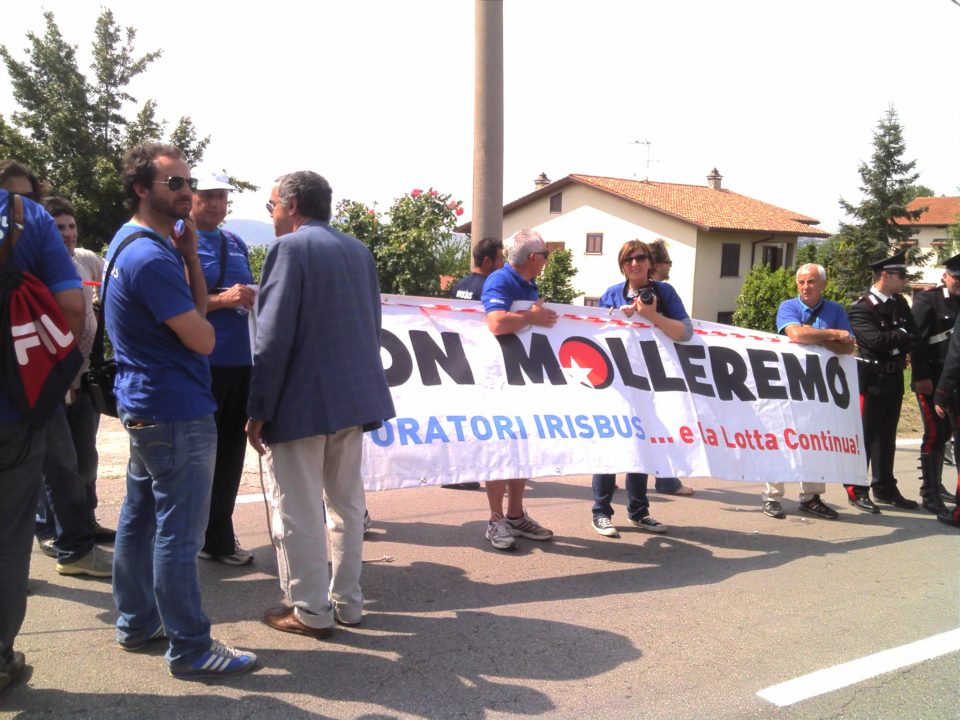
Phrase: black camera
[{"left": 638, "top": 288, "right": 655, "bottom": 306}]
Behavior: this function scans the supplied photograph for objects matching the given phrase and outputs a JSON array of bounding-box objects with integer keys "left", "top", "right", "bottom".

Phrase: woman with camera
[{"left": 590, "top": 239, "right": 694, "bottom": 539}]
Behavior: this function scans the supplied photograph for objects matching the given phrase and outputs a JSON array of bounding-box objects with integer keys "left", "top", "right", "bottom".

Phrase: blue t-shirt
[
  {"left": 481, "top": 263, "right": 539, "bottom": 313},
  {"left": 599, "top": 280, "right": 689, "bottom": 321},
  {"left": 197, "top": 228, "right": 254, "bottom": 366},
  {"left": 776, "top": 296, "right": 853, "bottom": 335},
  {"left": 104, "top": 223, "right": 215, "bottom": 421},
  {"left": 0, "top": 191, "right": 82, "bottom": 421}
]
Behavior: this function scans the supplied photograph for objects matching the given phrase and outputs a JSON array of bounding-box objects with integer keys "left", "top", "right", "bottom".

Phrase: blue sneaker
[{"left": 168, "top": 640, "right": 257, "bottom": 679}]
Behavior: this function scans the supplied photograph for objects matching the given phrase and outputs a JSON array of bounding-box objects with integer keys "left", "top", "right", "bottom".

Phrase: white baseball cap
[{"left": 192, "top": 167, "right": 235, "bottom": 192}]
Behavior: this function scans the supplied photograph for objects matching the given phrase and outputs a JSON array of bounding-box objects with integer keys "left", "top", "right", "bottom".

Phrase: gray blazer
[{"left": 248, "top": 220, "right": 395, "bottom": 444}]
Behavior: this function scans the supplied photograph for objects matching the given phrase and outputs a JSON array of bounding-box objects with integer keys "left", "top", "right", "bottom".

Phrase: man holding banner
[
  {"left": 761, "top": 263, "right": 854, "bottom": 520},
  {"left": 480, "top": 229, "right": 558, "bottom": 551}
]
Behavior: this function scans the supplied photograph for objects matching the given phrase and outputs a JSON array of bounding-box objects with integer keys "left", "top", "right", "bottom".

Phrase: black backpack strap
[
  {"left": 802, "top": 302, "right": 825, "bottom": 327},
  {"left": 89, "top": 230, "right": 164, "bottom": 370},
  {"left": 214, "top": 230, "right": 228, "bottom": 291},
  {"left": 0, "top": 191, "right": 23, "bottom": 266}
]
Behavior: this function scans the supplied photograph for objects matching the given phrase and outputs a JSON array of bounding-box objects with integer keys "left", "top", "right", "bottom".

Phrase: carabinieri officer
[
  {"left": 846, "top": 249, "right": 920, "bottom": 511},
  {"left": 910, "top": 252, "right": 960, "bottom": 516}
]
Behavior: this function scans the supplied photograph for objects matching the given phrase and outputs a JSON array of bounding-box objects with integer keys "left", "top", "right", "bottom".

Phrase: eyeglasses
[
  {"left": 534, "top": 250, "right": 550, "bottom": 259},
  {"left": 153, "top": 176, "right": 198, "bottom": 192},
  {"left": 661, "top": 259, "right": 673, "bottom": 265},
  {"left": 622, "top": 254, "right": 648, "bottom": 264},
  {"left": 265, "top": 200, "right": 284, "bottom": 215}
]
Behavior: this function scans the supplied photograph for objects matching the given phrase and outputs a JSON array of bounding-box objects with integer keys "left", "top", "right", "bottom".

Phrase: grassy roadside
[{"left": 898, "top": 369, "right": 922, "bottom": 438}]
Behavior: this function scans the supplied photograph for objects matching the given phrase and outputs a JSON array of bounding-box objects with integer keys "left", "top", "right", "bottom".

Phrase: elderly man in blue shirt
[
  {"left": 761, "top": 262, "right": 855, "bottom": 520},
  {"left": 479, "top": 229, "right": 558, "bottom": 551}
]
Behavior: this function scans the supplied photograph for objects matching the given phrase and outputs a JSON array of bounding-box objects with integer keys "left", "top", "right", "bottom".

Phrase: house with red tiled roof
[
  {"left": 895, "top": 196, "right": 960, "bottom": 287},
  {"left": 458, "top": 169, "right": 830, "bottom": 322}
]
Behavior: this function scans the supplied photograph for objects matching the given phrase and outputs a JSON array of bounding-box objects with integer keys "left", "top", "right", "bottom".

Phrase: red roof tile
[
  {"left": 900, "top": 197, "right": 960, "bottom": 226},
  {"left": 568, "top": 175, "right": 829, "bottom": 236},
  {"left": 458, "top": 174, "right": 830, "bottom": 237}
]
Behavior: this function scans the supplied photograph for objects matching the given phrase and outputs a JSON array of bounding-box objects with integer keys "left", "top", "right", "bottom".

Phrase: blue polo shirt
[
  {"left": 0, "top": 191, "right": 82, "bottom": 421},
  {"left": 104, "top": 223, "right": 215, "bottom": 421},
  {"left": 197, "top": 228, "right": 254, "bottom": 366},
  {"left": 481, "top": 263, "right": 539, "bottom": 313},
  {"left": 776, "top": 296, "right": 853, "bottom": 335},
  {"left": 599, "top": 280, "right": 689, "bottom": 320}
]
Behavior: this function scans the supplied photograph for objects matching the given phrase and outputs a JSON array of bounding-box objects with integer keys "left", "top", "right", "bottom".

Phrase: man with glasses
[
  {"left": 480, "top": 229, "right": 558, "bottom": 550},
  {"left": 846, "top": 249, "right": 919, "bottom": 511},
  {"left": 249, "top": 172, "right": 393, "bottom": 638},
  {"left": 762, "top": 263, "right": 854, "bottom": 520},
  {"left": 104, "top": 143, "right": 257, "bottom": 679}
]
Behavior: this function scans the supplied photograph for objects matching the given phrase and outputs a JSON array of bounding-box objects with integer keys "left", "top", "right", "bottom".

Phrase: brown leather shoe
[{"left": 263, "top": 606, "right": 332, "bottom": 639}]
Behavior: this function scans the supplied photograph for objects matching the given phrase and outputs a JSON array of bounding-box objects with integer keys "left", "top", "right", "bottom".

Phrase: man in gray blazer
[{"left": 246, "top": 171, "right": 394, "bottom": 638}]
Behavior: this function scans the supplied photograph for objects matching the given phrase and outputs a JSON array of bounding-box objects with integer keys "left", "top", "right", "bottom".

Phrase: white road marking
[{"left": 757, "top": 628, "right": 960, "bottom": 707}]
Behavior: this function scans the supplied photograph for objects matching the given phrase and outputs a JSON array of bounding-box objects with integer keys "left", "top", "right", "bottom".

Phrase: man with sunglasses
[
  {"left": 846, "top": 249, "right": 919, "bottom": 511},
  {"left": 480, "top": 229, "right": 558, "bottom": 550},
  {"left": 104, "top": 143, "right": 257, "bottom": 679}
]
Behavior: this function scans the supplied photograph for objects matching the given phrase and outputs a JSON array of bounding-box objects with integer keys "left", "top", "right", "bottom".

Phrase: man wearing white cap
[{"left": 191, "top": 168, "right": 256, "bottom": 565}]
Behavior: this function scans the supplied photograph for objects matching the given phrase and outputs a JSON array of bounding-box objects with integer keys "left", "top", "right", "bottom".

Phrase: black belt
[{"left": 865, "top": 360, "right": 906, "bottom": 374}]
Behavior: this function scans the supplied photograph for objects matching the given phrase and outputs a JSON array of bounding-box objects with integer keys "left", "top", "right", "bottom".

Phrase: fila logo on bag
[{"left": 12, "top": 314, "right": 75, "bottom": 365}]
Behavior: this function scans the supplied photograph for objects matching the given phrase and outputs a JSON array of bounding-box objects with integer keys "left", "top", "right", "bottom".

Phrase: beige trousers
[
  {"left": 762, "top": 481, "right": 826, "bottom": 504},
  {"left": 266, "top": 426, "right": 365, "bottom": 628}
]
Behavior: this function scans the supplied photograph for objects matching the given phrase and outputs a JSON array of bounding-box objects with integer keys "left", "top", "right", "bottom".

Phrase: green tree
[
  {"left": 732, "top": 262, "right": 846, "bottom": 333},
  {"left": 537, "top": 248, "right": 579, "bottom": 304},
  {"left": 246, "top": 244, "right": 268, "bottom": 284},
  {"left": 334, "top": 188, "right": 465, "bottom": 297},
  {"left": 0, "top": 9, "right": 232, "bottom": 251},
  {"left": 832, "top": 106, "right": 928, "bottom": 299}
]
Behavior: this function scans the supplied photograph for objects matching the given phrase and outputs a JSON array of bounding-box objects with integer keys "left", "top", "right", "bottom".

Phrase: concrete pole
[{"left": 471, "top": 0, "right": 504, "bottom": 264}]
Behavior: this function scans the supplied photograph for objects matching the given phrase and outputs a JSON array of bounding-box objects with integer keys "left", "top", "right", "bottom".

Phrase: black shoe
[
  {"left": 938, "top": 483, "right": 957, "bottom": 504},
  {"left": 91, "top": 521, "right": 116, "bottom": 543},
  {"left": 798, "top": 496, "right": 839, "bottom": 520},
  {"left": 873, "top": 491, "right": 919, "bottom": 509},
  {"left": 762, "top": 500, "right": 786, "bottom": 518},
  {"left": 937, "top": 509, "right": 960, "bottom": 527},
  {"left": 921, "top": 495, "right": 949, "bottom": 515},
  {"left": 849, "top": 496, "right": 881, "bottom": 514},
  {"left": 441, "top": 482, "right": 481, "bottom": 490}
]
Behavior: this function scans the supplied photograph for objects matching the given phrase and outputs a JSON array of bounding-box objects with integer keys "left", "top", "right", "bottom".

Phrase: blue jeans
[
  {"left": 592, "top": 473, "right": 650, "bottom": 520},
  {"left": 113, "top": 413, "right": 216, "bottom": 666},
  {"left": 0, "top": 420, "right": 44, "bottom": 662},
  {"left": 41, "top": 404, "right": 94, "bottom": 562},
  {"left": 654, "top": 476, "right": 682, "bottom": 493}
]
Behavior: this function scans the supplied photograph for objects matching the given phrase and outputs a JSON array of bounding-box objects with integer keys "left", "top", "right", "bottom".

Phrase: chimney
[
  {"left": 534, "top": 172, "right": 550, "bottom": 190},
  {"left": 707, "top": 168, "right": 722, "bottom": 190}
]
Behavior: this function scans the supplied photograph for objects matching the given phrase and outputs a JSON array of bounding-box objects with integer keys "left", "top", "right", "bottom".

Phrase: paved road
[{"left": 3, "top": 425, "right": 958, "bottom": 720}]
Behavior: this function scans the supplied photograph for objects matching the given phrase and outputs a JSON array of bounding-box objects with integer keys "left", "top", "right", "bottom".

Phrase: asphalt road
[{"left": 2, "top": 424, "right": 958, "bottom": 720}]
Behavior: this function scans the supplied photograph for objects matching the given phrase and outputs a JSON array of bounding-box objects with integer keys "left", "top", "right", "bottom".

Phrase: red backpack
[{"left": 0, "top": 191, "right": 82, "bottom": 429}]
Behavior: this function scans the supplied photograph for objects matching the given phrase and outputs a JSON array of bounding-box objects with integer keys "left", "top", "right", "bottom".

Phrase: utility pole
[{"left": 471, "top": 0, "right": 504, "bottom": 264}]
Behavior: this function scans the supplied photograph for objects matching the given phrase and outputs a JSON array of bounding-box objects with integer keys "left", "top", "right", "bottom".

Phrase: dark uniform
[
  {"left": 910, "top": 256, "right": 960, "bottom": 515},
  {"left": 932, "top": 287, "right": 960, "bottom": 527},
  {"left": 846, "top": 250, "right": 919, "bottom": 510}
]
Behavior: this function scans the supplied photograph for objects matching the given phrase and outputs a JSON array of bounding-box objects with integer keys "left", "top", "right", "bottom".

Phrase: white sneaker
[
  {"left": 591, "top": 515, "right": 620, "bottom": 538},
  {"left": 486, "top": 517, "right": 517, "bottom": 551},
  {"left": 505, "top": 511, "right": 553, "bottom": 540}
]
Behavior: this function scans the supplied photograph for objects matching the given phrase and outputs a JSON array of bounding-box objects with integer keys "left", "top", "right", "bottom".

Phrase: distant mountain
[{"left": 223, "top": 218, "right": 276, "bottom": 246}]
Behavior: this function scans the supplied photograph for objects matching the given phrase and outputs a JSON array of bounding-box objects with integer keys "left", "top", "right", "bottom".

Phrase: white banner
[{"left": 360, "top": 295, "right": 866, "bottom": 491}]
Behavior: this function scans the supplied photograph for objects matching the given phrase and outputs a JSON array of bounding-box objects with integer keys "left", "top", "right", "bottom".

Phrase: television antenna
[{"left": 630, "top": 140, "right": 658, "bottom": 180}]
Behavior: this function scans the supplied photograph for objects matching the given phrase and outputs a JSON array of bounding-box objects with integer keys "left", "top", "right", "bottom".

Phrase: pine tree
[
  {"left": 832, "top": 106, "right": 927, "bottom": 299},
  {"left": 536, "top": 248, "right": 579, "bottom": 304},
  {"left": 0, "top": 9, "right": 211, "bottom": 251}
]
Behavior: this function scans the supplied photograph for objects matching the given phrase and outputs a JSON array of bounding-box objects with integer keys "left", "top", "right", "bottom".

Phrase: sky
[{"left": 2, "top": 0, "right": 959, "bottom": 235}]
